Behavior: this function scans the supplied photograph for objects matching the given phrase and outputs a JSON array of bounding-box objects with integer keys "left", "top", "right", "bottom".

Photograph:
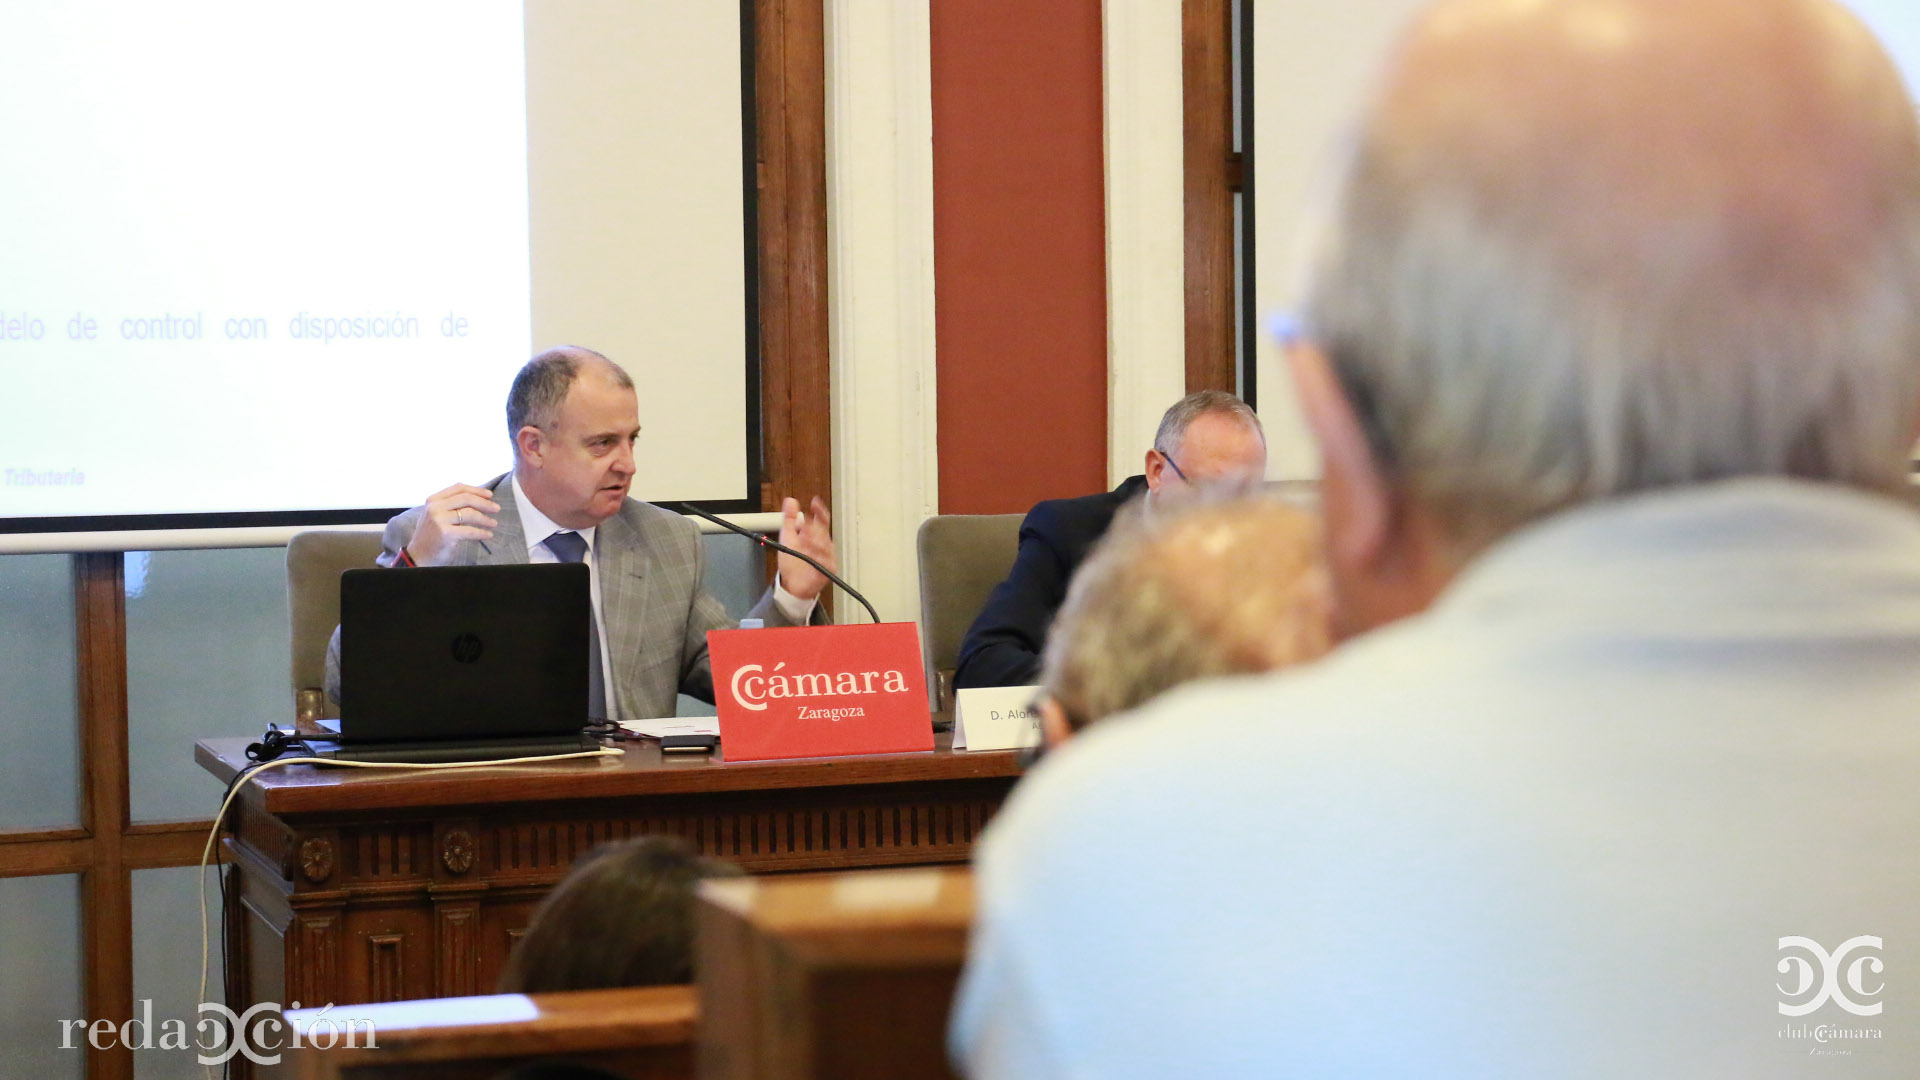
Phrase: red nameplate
[{"left": 707, "top": 622, "right": 934, "bottom": 762}]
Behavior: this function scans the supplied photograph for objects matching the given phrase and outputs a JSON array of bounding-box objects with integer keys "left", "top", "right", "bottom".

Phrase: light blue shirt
[{"left": 951, "top": 479, "right": 1920, "bottom": 1078}]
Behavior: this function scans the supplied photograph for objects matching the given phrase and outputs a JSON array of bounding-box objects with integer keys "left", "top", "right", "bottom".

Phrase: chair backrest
[
  {"left": 914, "top": 514, "right": 1022, "bottom": 713},
  {"left": 286, "top": 529, "right": 386, "bottom": 719}
]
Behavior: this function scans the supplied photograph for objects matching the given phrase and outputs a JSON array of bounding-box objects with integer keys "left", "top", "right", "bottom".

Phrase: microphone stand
[{"left": 672, "top": 502, "right": 882, "bottom": 624}]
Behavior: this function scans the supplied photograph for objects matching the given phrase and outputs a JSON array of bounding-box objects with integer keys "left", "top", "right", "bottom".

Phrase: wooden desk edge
[
  {"left": 286, "top": 985, "right": 698, "bottom": 1064},
  {"left": 196, "top": 734, "right": 1022, "bottom": 816}
]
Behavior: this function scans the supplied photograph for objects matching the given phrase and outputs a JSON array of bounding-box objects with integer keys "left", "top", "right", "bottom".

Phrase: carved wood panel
[
  {"left": 228, "top": 777, "right": 1015, "bottom": 1012},
  {"left": 477, "top": 898, "right": 543, "bottom": 993},
  {"left": 366, "top": 933, "right": 406, "bottom": 1003},
  {"left": 339, "top": 905, "right": 436, "bottom": 1005},
  {"left": 433, "top": 892, "right": 485, "bottom": 998},
  {"left": 286, "top": 909, "right": 342, "bottom": 1008}
]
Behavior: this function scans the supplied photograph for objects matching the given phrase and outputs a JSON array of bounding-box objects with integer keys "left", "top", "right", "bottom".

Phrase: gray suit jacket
[{"left": 325, "top": 475, "right": 823, "bottom": 720}]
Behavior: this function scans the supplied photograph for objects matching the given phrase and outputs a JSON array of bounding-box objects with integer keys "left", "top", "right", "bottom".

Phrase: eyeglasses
[{"left": 1154, "top": 446, "right": 1190, "bottom": 483}]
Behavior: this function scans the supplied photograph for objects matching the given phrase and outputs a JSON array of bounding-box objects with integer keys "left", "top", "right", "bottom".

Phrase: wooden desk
[
  {"left": 197, "top": 733, "right": 1017, "bottom": 1026},
  {"left": 696, "top": 866, "right": 974, "bottom": 1080},
  {"left": 285, "top": 985, "right": 697, "bottom": 1080}
]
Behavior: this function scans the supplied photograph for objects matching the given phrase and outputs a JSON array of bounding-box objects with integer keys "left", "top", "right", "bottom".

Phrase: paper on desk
[
  {"left": 832, "top": 869, "right": 945, "bottom": 911},
  {"left": 621, "top": 716, "right": 721, "bottom": 738},
  {"left": 288, "top": 993, "right": 539, "bottom": 1033}
]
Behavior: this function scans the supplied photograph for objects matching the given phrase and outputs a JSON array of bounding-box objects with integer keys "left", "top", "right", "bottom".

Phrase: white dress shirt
[{"left": 510, "top": 475, "right": 816, "bottom": 720}]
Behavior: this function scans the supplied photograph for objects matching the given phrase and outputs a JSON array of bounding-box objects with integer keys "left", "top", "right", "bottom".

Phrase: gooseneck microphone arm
[{"left": 671, "top": 502, "right": 882, "bottom": 624}]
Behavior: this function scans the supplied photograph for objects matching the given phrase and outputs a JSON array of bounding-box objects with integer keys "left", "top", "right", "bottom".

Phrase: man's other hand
[{"left": 776, "top": 495, "right": 837, "bottom": 601}]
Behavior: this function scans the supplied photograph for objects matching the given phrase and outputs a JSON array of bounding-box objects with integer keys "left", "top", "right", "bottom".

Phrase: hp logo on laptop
[{"left": 450, "top": 633, "right": 485, "bottom": 664}]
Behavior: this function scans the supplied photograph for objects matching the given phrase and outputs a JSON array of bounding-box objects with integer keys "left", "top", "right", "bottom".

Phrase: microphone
[{"left": 671, "top": 501, "right": 881, "bottom": 624}]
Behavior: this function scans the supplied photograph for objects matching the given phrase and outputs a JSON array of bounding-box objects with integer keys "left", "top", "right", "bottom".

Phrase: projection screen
[{"left": 0, "top": 0, "right": 757, "bottom": 550}]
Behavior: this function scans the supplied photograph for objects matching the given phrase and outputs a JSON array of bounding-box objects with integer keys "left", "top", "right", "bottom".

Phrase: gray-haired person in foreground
[
  {"left": 952, "top": 0, "right": 1920, "bottom": 1075},
  {"left": 1034, "top": 493, "right": 1329, "bottom": 746}
]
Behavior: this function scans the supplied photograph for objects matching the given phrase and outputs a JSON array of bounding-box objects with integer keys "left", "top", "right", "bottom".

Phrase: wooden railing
[
  {"left": 282, "top": 865, "right": 976, "bottom": 1080},
  {"left": 284, "top": 985, "right": 697, "bottom": 1080}
]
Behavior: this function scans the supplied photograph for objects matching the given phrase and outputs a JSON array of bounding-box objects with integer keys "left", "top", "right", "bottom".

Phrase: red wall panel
[{"left": 931, "top": 0, "right": 1109, "bottom": 514}]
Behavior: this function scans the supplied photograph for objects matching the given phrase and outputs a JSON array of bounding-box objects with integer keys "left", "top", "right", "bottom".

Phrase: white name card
[{"left": 953, "top": 686, "right": 1043, "bottom": 752}]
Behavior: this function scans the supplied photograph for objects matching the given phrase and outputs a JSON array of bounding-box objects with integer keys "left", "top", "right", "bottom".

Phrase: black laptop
[{"left": 317, "top": 562, "right": 600, "bottom": 762}]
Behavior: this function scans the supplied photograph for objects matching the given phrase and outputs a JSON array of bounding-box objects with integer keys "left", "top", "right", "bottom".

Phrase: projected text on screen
[{"left": 0, "top": 2, "right": 532, "bottom": 525}]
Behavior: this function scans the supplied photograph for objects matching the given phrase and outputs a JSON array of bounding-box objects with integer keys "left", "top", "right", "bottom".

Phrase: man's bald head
[
  {"left": 1303, "top": 0, "right": 1920, "bottom": 547},
  {"left": 505, "top": 346, "right": 633, "bottom": 450}
]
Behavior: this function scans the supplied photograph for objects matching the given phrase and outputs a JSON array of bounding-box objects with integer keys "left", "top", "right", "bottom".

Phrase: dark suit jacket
[{"left": 953, "top": 475, "right": 1150, "bottom": 689}]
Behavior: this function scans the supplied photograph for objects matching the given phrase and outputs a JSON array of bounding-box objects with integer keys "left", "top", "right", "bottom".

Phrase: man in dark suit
[{"left": 952, "top": 390, "right": 1267, "bottom": 689}]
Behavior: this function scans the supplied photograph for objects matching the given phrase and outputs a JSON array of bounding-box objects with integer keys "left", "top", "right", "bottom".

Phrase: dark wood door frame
[
  {"left": 1183, "top": 0, "right": 1247, "bottom": 399},
  {"left": 756, "top": 0, "right": 833, "bottom": 515}
]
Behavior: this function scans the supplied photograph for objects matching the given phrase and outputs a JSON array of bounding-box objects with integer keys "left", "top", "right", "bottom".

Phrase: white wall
[
  {"left": 1846, "top": 1, "right": 1920, "bottom": 91},
  {"left": 1095, "top": 2, "right": 1429, "bottom": 485},
  {"left": 825, "top": 0, "right": 940, "bottom": 625},
  {"left": 527, "top": 1, "right": 753, "bottom": 505},
  {"left": 1102, "top": 0, "right": 1188, "bottom": 487},
  {"left": 1251, "top": 0, "right": 1430, "bottom": 480}
]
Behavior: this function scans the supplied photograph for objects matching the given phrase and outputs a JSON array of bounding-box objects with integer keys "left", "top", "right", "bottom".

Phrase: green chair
[{"left": 914, "top": 514, "right": 1023, "bottom": 714}]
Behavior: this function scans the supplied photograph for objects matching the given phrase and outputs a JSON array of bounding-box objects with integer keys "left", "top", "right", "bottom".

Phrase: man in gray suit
[{"left": 326, "top": 346, "right": 834, "bottom": 721}]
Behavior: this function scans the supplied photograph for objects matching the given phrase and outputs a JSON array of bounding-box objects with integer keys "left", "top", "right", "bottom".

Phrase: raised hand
[
  {"left": 776, "top": 495, "right": 837, "bottom": 601},
  {"left": 404, "top": 483, "right": 500, "bottom": 566}
]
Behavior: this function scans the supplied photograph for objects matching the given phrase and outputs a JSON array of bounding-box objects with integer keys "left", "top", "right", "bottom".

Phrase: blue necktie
[{"left": 543, "top": 531, "right": 606, "bottom": 721}]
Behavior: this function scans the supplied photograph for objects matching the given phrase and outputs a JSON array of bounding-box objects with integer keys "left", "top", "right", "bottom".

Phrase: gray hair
[
  {"left": 505, "top": 346, "right": 631, "bottom": 449},
  {"left": 1301, "top": 0, "right": 1920, "bottom": 549},
  {"left": 1040, "top": 493, "right": 1328, "bottom": 731},
  {"left": 1153, "top": 390, "right": 1264, "bottom": 457}
]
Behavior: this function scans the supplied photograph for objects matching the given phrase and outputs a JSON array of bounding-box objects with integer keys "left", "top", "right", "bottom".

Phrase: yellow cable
[{"left": 195, "top": 744, "right": 625, "bottom": 1073}]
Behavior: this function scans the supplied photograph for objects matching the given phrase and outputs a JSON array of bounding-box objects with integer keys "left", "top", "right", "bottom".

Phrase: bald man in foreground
[{"left": 951, "top": 0, "right": 1920, "bottom": 1075}]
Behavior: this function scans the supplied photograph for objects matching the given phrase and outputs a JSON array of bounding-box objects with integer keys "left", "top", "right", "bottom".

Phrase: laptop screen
[{"left": 337, "top": 563, "right": 591, "bottom": 742}]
